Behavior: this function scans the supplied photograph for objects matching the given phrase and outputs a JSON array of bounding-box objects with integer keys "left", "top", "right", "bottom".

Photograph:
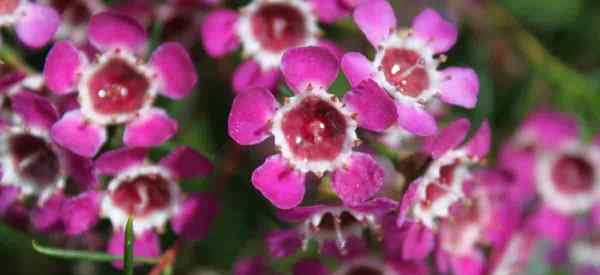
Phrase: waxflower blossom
[
  {"left": 0, "top": 0, "right": 59, "bottom": 48},
  {"left": 201, "top": 0, "right": 344, "bottom": 93},
  {"left": 229, "top": 46, "right": 394, "bottom": 209},
  {"left": 342, "top": 0, "right": 479, "bottom": 136},
  {"left": 44, "top": 11, "right": 198, "bottom": 157}
]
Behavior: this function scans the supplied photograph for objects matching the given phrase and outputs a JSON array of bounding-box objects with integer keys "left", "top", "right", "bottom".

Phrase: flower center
[
  {"left": 346, "top": 266, "right": 383, "bottom": 275},
  {"left": 0, "top": 0, "right": 19, "bottom": 15},
  {"left": 421, "top": 161, "right": 459, "bottom": 208},
  {"left": 250, "top": 3, "right": 306, "bottom": 53},
  {"left": 87, "top": 58, "right": 150, "bottom": 115},
  {"left": 317, "top": 211, "right": 359, "bottom": 232},
  {"left": 111, "top": 173, "right": 172, "bottom": 217},
  {"left": 380, "top": 48, "right": 429, "bottom": 97},
  {"left": 281, "top": 96, "right": 347, "bottom": 162},
  {"left": 9, "top": 134, "right": 60, "bottom": 186},
  {"left": 551, "top": 155, "right": 595, "bottom": 194}
]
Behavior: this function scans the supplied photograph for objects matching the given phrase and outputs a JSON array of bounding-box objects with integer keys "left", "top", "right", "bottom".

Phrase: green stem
[
  {"left": 124, "top": 217, "right": 135, "bottom": 275},
  {"left": 32, "top": 240, "right": 159, "bottom": 264},
  {"left": 0, "top": 44, "right": 36, "bottom": 74}
]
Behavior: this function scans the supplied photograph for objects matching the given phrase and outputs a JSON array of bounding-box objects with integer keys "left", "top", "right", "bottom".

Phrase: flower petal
[
  {"left": 397, "top": 178, "right": 422, "bottom": 227},
  {"left": 396, "top": 101, "right": 437, "bottom": 136},
  {"left": 466, "top": 119, "right": 491, "bottom": 159},
  {"left": 61, "top": 191, "right": 101, "bottom": 235},
  {"left": 341, "top": 52, "right": 376, "bottom": 87},
  {"left": 51, "top": 110, "right": 107, "bottom": 157},
  {"left": 281, "top": 46, "right": 339, "bottom": 93},
  {"left": 170, "top": 193, "right": 218, "bottom": 240},
  {"left": 123, "top": 108, "right": 178, "bottom": 147},
  {"left": 440, "top": 67, "right": 479, "bottom": 109},
  {"left": 15, "top": 3, "right": 59, "bottom": 48},
  {"left": 32, "top": 193, "right": 64, "bottom": 233},
  {"left": 528, "top": 206, "right": 573, "bottom": 245},
  {"left": 293, "top": 259, "right": 329, "bottom": 275},
  {"left": 0, "top": 186, "right": 20, "bottom": 216},
  {"left": 520, "top": 110, "right": 578, "bottom": 149},
  {"left": 95, "top": 147, "right": 149, "bottom": 176},
  {"left": 317, "top": 39, "right": 344, "bottom": 61},
  {"left": 65, "top": 151, "right": 98, "bottom": 190},
  {"left": 108, "top": 230, "right": 161, "bottom": 269},
  {"left": 251, "top": 155, "right": 305, "bottom": 209},
  {"left": 200, "top": 9, "right": 240, "bottom": 57},
  {"left": 150, "top": 42, "right": 198, "bottom": 99},
  {"left": 228, "top": 87, "right": 278, "bottom": 145},
  {"left": 450, "top": 253, "right": 485, "bottom": 275},
  {"left": 159, "top": 146, "right": 214, "bottom": 179},
  {"left": 422, "top": 118, "right": 470, "bottom": 159},
  {"left": 11, "top": 91, "right": 59, "bottom": 129},
  {"left": 266, "top": 229, "right": 302, "bottom": 258},
  {"left": 232, "top": 59, "right": 280, "bottom": 94},
  {"left": 331, "top": 152, "right": 384, "bottom": 205},
  {"left": 310, "top": 0, "right": 351, "bottom": 23},
  {"left": 44, "top": 41, "right": 85, "bottom": 95},
  {"left": 344, "top": 79, "right": 397, "bottom": 132},
  {"left": 88, "top": 11, "right": 147, "bottom": 53},
  {"left": 353, "top": 0, "right": 396, "bottom": 47},
  {"left": 402, "top": 222, "right": 434, "bottom": 260},
  {"left": 0, "top": 72, "right": 26, "bottom": 92},
  {"left": 411, "top": 8, "right": 458, "bottom": 53}
]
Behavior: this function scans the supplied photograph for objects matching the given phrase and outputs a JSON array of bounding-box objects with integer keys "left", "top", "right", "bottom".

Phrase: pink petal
[
  {"left": 411, "top": 8, "right": 458, "bottom": 53},
  {"left": 520, "top": 110, "right": 578, "bottom": 149},
  {"left": 150, "top": 42, "right": 198, "bottom": 99},
  {"left": 422, "top": 118, "right": 470, "bottom": 159},
  {"left": 466, "top": 119, "right": 491, "bottom": 159},
  {"left": 108, "top": 230, "right": 161, "bottom": 269},
  {"left": 15, "top": 3, "right": 59, "bottom": 48},
  {"left": 32, "top": 193, "right": 64, "bottom": 233},
  {"left": 528, "top": 206, "right": 574, "bottom": 245},
  {"left": 43, "top": 40, "right": 84, "bottom": 95},
  {"left": 266, "top": 229, "right": 302, "bottom": 258},
  {"left": 353, "top": 0, "right": 396, "bottom": 47},
  {"left": 397, "top": 178, "right": 421, "bottom": 227},
  {"left": 95, "top": 147, "right": 149, "bottom": 176},
  {"left": 594, "top": 133, "right": 600, "bottom": 149},
  {"left": 310, "top": 0, "right": 351, "bottom": 23},
  {"left": 170, "top": 193, "right": 218, "bottom": 240},
  {"left": 200, "top": 9, "right": 240, "bottom": 57},
  {"left": 343, "top": 79, "right": 397, "bottom": 132},
  {"left": 228, "top": 87, "right": 278, "bottom": 145},
  {"left": 317, "top": 39, "right": 345, "bottom": 61},
  {"left": 0, "top": 186, "right": 20, "bottom": 216},
  {"left": 0, "top": 71, "right": 26, "bottom": 92},
  {"left": 123, "top": 108, "right": 178, "bottom": 147},
  {"left": 88, "top": 11, "right": 147, "bottom": 53},
  {"left": 11, "top": 91, "right": 59, "bottom": 129},
  {"left": 450, "top": 253, "right": 485, "bottom": 275},
  {"left": 293, "top": 259, "right": 329, "bottom": 275},
  {"left": 159, "top": 146, "right": 214, "bottom": 179},
  {"left": 65, "top": 151, "right": 98, "bottom": 190},
  {"left": 277, "top": 205, "right": 324, "bottom": 222},
  {"left": 396, "top": 101, "right": 437, "bottom": 136},
  {"left": 281, "top": 46, "right": 339, "bottom": 93},
  {"left": 232, "top": 59, "right": 280, "bottom": 94},
  {"left": 402, "top": 222, "right": 434, "bottom": 260},
  {"left": 251, "top": 155, "right": 306, "bottom": 209},
  {"left": 51, "top": 110, "right": 107, "bottom": 157},
  {"left": 331, "top": 152, "right": 384, "bottom": 205},
  {"left": 440, "top": 67, "right": 479, "bottom": 109},
  {"left": 341, "top": 52, "right": 376, "bottom": 87},
  {"left": 61, "top": 191, "right": 101, "bottom": 235}
]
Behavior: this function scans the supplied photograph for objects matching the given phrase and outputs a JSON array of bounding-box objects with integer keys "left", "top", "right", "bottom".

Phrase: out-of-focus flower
[
  {"left": 44, "top": 11, "right": 198, "bottom": 157},
  {"left": 331, "top": 257, "right": 429, "bottom": 275},
  {"left": 0, "top": 0, "right": 60, "bottom": 48},
  {"left": 342, "top": 1, "right": 479, "bottom": 136},
  {"left": 229, "top": 46, "right": 392, "bottom": 208},
  {"left": 233, "top": 257, "right": 278, "bottom": 275},
  {"left": 487, "top": 231, "right": 535, "bottom": 275}
]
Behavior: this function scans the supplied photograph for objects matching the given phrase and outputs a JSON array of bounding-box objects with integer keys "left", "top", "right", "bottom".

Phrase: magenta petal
[
  {"left": 520, "top": 110, "right": 578, "bottom": 149},
  {"left": 344, "top": 79, "right": 397, "bottom": 132},
  {"left": 44, "top": 41, "right": 84, "bottom": 95},
  {"left": 65, "top": 151, "right": 98, "bottom": 190},
  {"left": 88, "top": 11, "right": 147, "bottom": 53},
  {"left": 232, "top": 59, "right": 280, "bottom": 94},
  {"left": 51, "top": 110, "right": 107, "bottom": 157},
  {"left": 15, "top": 3, "right": 59, "bottom": 48},
  {"left": 592, "top": 203, "right": 600, "bottom": 226},
  {"left": 331, "top": 152, "right": 384, "bottom": 206},
  {"left": 293, "top": 259, "right": 329, "bottom": 275},
  {"left": 159, "top": 146, "right": 214, "bottom": 179},
  {"left": 402, "top": 222, "right": 434, "bottom": 260},
  {"left": 440, "top": 67, "right": 479, "bottom": 109},
  {"left": 450, "top": 253, "right": 485, "bottom": 275},
  {"left": 200, "top": 9, "right": 240, "bottom": 57},
  {"left": 95, "top": 147, "right": 148, "bottom": 176},
  {"left": 228, "top": 87, "right": 278, "bottom": 145},
  {"left": 423, "top": 118, "right": 470, "bottom": 159},
  {"left": 310, "top": 0, "right": 350, "bottom": 23},
  {"left": 529, "top": 206, "right": 574, "bottom": 245},
  {"left": 123, "top": 109, "right": 178, "bottom": 147},
  {"left": 32, "top": 193, "right": 64, "bottom": 233},
  {"left": 170, "top": 193, "right": 218, "bottom": 240},
  {"left": 341, "top": 52, "right": 376, "bottom": 87},
  {"left": 0, "top": 72, "right": 26, "bottom": 92},
  {"left": 11, "top": 91, "right": 59, "bottom": 129},
  {"left": 108, "top": 230, "right": 161, "bottom": 269},
  {"left": 396, "top": 102, "right": 437, "bottom": 136},
  {"left": 411, "top": 8, "right": 458, "bottom": 53},
  {"left": 251, "top": 155, "right": 305, "bottom": 209},
  {"left": 317, "top": 39, "right": 344, "bottom": 61},
  {"left": 594, "top": 133, "right": 600, "bottom": 149},
  {"left": 466, "top": 119, "right": 491, "bottom": 159},
  {"left": 266, "top": 229, "right": 302, "bottom": 258},
  {"left": 277, "top": 205, "right": 324, "bottom": 222},
  {"left": 281, "top": 46, "right": 339, "bottom": 93},
  {"left": 0, "top": 186, "right": 20, "bottom": 216},
  {"left": 397, "top": 178, "right": 421, "bottom": 227},
  {"left": 353, "top": 0, "right": 396, "bottom": 47},
  {"left": 234, "top": 257, "right": 272, "bottom": 275},
  {"left": 61, "top": 191, "right": 101, "bottom": 235},
  {"left": 150, "top": 42, "right": 197, "bottom": 99}
]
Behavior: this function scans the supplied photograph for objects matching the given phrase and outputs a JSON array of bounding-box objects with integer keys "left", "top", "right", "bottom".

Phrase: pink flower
[
  {"left": 44, "top": 11, "right": 198, "bottom": 157},
  {"left": 342, "top": 2, "right": 479, "bottom": 136},
  {"left": 229, "top": 46, "right": 392, "bottom": 209},
  {"left": 0, "top": 0, "right": 60, "bottom": 48}
]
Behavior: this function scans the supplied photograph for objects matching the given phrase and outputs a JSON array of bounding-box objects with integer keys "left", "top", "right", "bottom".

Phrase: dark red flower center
[
  {"left": 0, "top": 0, "right": 19, "bottom": 15},
  {"left": 9, "top": 134, "right": 60, "bottom": 186},
  {"left": 380, "top": 48, "right": 429, "bottom": 97},
  {"left": 251, "top": 3, "right": 306, "bottom": 53},
  {"left": 421, "top": 161, "right": 459, "bottom": 208},
  {"left": 111, "top": 173, "right": 172, "bottom": 217},
  {"left": 87, "top": 58, "right": 150, "bottom": 115},
  {"left": 346, "top": 265, "right": 383, "bottom": 275},
  {"left": 317, "top": 211, "right": 359, "bottom": 232},
  {"left": 551, "top": 155, "right": 595, "bottom": 194},
  {"left": 281, "top": 96, "right": 348, "bottom": 162}
]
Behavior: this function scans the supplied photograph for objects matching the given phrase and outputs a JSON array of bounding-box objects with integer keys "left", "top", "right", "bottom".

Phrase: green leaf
[
  {"left": 31, "top": 240, "right": 158, "bottom": 264},
  {"left": 124, "top": 216, "right": 135, "bottom": 275}
]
